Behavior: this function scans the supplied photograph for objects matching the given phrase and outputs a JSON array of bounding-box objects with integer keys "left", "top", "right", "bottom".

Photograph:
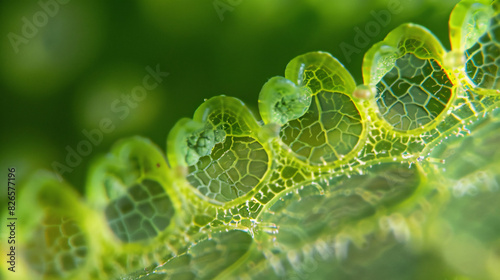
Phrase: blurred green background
[{"left": 1, "top": 0, "right": 459, "bottom": 193}]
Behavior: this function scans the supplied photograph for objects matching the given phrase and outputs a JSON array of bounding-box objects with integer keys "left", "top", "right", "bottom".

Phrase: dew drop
[
  {"left": 443, "top": 50, "right": 466, "bottom": 69},
  {"left": 353, "top": 84, "right": 374, "bottom": 100}
]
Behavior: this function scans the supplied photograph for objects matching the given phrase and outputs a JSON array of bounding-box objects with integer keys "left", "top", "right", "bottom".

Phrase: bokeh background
[{"left": 1, "top": 0, "right": 459, "bottom": 196}]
